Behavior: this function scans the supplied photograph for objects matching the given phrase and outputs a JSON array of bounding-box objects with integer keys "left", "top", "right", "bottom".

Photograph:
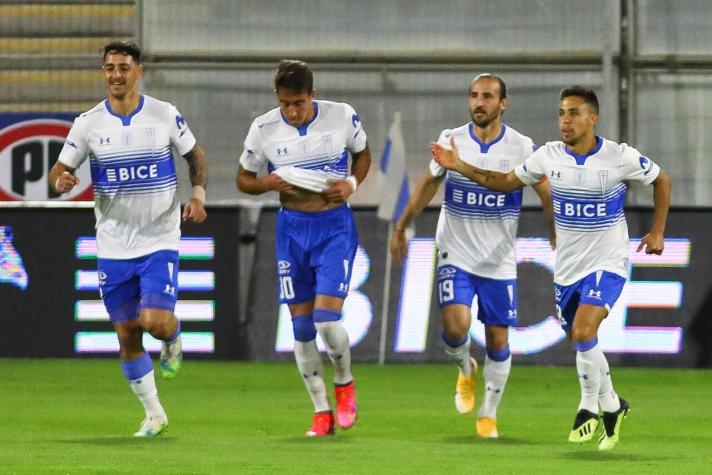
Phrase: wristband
[
  {"left": 346, "top": 175, "right": 358, "bottom": 192},
  {"left": 191, "top": 185, "right": 206, "bottom": 204}
]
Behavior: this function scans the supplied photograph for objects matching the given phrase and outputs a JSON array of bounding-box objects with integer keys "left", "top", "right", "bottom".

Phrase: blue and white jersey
[
  {"left": 431, "top": 123, "right": 535, "bottom": 279},
  {"left": 239, "top": 100, "right": 367, "bottom": 180},
  {"left": 514, "top": 136, "right": 660, "bottom": 285},
  {"left": 57, "top": 94, "right": 196, "bottom": 259}
]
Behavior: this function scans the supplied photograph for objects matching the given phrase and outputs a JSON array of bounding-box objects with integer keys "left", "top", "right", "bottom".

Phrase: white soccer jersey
[
  {"left": 57, "top": 94, "right": 196, "bottom": 259},
  {"left": 514, "top": 136, "right": 660, "bottom": 285},
  {"left": 239, "top": 100, "right": 367, "bottom": 180},
  {"left": 431, "top": 124, "right": 535, "bottom": 279}
]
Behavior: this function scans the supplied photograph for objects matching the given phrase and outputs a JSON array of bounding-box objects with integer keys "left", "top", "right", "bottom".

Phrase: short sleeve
[
  {"left": 619, "top": 144, "right": 660, "bottom": 185},
  {"left": 345, "top": 103, "right": 367, "bottom": 153},
  {"left": 169, "top": 104, "right": 197, "bottom": 156},
  {"left": 57, "top": 116, "right": 89, "bottom": 169},
  {"left": 239, "top": 120, "right": 266, "bottom": 173},
  {"left": 429, "top": 129, "right": 453, "bottom": 177},
  {"left": 514, "top": 147, "right": 547, "bottom": 185}
]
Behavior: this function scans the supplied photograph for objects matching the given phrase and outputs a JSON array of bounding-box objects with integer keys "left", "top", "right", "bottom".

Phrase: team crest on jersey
[
  {"left": 574, "top": 169, "right": 586, "bottom": 186},
  {"left": 598, "top": 169, "right": 609, "bottom": 196}
]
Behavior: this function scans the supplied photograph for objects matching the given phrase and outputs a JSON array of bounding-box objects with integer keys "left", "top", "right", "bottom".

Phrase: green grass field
[{"left": 0, "top": 360, "right": 710, "bottom": 474}]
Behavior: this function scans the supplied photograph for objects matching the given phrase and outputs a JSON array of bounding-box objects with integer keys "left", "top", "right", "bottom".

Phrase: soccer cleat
[
  {"left": 568, "top": 409, "right": 600, "bottom": 442},
  {"left": 335, "top": 380, "right": 358, "bottom": 429},
  {"left": 133, "top": 416, "right": 168, "bottom": 437},
  {"left": 455, "top": 357, "right": 478, "bottom": 414},
  {"left": 306, "top": 411, "right": 335, "bottom": 437},
  {"left": 476, "top": 417, "right": 499, "bottom": 438},
  {"left": 598, "top": 398, "right": 630, "bottom": 450},
  {"left": 160, "top": 333, "right": 183, "bottom": 379}
]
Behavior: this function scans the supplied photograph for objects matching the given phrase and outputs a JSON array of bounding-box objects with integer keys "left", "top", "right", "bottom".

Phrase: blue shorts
[
  {"left": 97, "top": 250, "right": 179, "bottom": 323},
  {"left": 276, "top": 205, "right": 358, "bottom": 305},
  {"left": 436, "top": 265, "right": 518, "bottom": 326},
  {"left": 554, "top": 270, "right": 626, "bottom": 332}
]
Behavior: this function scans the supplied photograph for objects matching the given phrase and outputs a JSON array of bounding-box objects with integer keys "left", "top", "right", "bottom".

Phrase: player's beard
[{"left": 470, "top": 109, "right": 499, "bottom": 128}]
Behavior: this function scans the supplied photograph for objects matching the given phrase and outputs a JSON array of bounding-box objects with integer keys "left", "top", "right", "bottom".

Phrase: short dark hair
[
  {"left": 274, "top": 60, "right": 313, "bottom": 93},
  {"left": 471, "top": 73, "right": 507, "bottom": 100},
  {"left": 103, "top": 41, "right": 141, "bottom": 64},
  {"left": 560, "top": 85, "right": 599, "bottom": 114}
]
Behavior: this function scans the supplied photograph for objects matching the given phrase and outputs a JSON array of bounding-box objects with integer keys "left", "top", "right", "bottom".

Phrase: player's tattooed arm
[
  {"left": 430, "top": 138, "right": 525, "bottom": 193},
  {"left": 183, "top": 145, "right": 208, "bottom": 189},
  {"left": 182, "top": 145, "right": 208, "bottom": 223}
]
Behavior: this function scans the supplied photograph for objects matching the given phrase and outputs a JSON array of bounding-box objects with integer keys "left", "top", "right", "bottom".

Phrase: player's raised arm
[
  {"left": 430, "top": 137, "right": 525, "bottom": 193},
  {"left": 390, "top": 172, "right": 443, "bottom": 264},
  {"left": 637, "top": 169, "right": 671, "bottom": 255},
  {"left": 182, "top": 144, "right": 208, "bottom": 223},
  {"left": 48, "top": 161, "right": 79, "bottom": 194}
]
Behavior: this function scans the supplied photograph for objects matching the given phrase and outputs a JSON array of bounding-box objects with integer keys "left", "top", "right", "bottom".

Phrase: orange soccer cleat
[{"left": 306, "top": 411, "right": 335, "bottom": 437}]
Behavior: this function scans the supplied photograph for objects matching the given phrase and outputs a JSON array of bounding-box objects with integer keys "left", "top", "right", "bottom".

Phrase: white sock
[
  {"left": 576, "top": 345, "right": 603, "bottom": 413},
  {"left": 294, "top": 339, "right": 330, "bottom": 412},
  {"left": 444, "top": 337, "right": 473, "bottom": 376},
  {"left": 596, "top": 351, "right": 620, "bottom": 412},
  {"left": 315, "top": 321, "right": 353, "bottom": 385},
  {"left": 128, "top": 369, "right": 167, "bottom": 420},
  {"left": 478, "top": 355, "right": 511, "bottom": 419}
]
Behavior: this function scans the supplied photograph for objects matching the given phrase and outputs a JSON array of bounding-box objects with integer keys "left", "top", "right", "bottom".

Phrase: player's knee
[
  {"left": 115, "top": 325, "right": 143, "bottom": 357},
  {"left": 139, "top": 310, "right": 174, "bottom": 339},
  {"left": 571, "top": 325, "right": 595, "bottom": 343},
  {"left": 442, "top": 325, "right": 468, "bottom": 343},
  {"left": 292, "top": 314, "right": 317, "bottom": 342}
]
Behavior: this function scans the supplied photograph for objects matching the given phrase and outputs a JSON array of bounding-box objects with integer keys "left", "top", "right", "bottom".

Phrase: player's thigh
[
  {"left": 137, "top": 250, "right": 180, "bottom": 312},
  {"left": 554, "top": 281, "right": 582, "bottom": 333},
  {"left": 436, "top": 265, "right": 475, "bottom": 308},
  {"left": 475, "top": 276, "right": 517, "bottom": 327},
  {"left": 275, "top": 221, "right": 316, "bottom": 306},
  {"left": 313, "top": 214, "right": 358, "bottom": 301},
  {"left": 441, "top": 303, "right": 472, "bottom": 338},
  {"left": 97, "top": 257, "right": 140, "bottom": 323}
]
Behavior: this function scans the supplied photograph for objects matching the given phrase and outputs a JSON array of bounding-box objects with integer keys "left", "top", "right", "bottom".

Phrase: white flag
[{"left": 377, "top": 112, "right": 410, "bottom": 222}]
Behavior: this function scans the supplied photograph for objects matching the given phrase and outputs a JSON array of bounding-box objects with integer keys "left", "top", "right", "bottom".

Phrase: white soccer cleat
[
  {"left": 133, "top": 416, "right": 168, "bottom": 437},
  {"left": 160, "top": 334, "right": 183, "bottom": 379}
]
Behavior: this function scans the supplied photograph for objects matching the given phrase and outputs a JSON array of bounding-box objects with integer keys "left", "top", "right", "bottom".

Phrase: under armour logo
[
  {"left": 588, "top": 289, "right": 602, "bottom": 299},
  {"left": 164, "top": 284, "right": 176, "bottom": 296},
  {"left": 550, "top": 170, "right": 561, "bottom": 179},
  {"left": 508, "top": 309, "right": 517, "bottom": 319},
  {"left": 277, "top": 147, "right": 288, "bottom": 155},
  {"left": 99, "top": 137, "right": 111, "bottom": 145}
]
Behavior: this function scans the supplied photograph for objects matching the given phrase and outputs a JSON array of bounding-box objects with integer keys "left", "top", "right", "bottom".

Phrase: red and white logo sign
[{"left": 0, "top": 119, "right": 93, "bottom": 201}]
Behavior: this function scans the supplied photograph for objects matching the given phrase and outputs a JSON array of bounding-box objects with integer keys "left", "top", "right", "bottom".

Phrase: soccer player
[
  {"left": 236, "top": 60, "right": 371, "bottom": 437},
  {"left": 390, "top": 74, "right": 554, "bottom": 439},
  {"left": 49, "top": 41, "right": 208, "bottom": 437},
  {"left": 431, "top": 85, "right": 671, "bottom": 450}
]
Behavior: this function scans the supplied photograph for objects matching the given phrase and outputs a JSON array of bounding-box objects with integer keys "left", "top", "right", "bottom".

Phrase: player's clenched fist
[{"left": 54, "top": 171, "right": 80, "bottom": 193}]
